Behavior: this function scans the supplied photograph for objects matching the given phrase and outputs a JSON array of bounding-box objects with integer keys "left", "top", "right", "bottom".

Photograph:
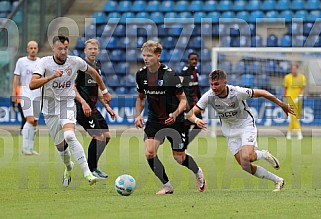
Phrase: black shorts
[
  {"left": 77, "top": 110, "right": 109, "bottom": 137},
  {"left": 144, "top": 121, "right": 188, "bottom": 152}
]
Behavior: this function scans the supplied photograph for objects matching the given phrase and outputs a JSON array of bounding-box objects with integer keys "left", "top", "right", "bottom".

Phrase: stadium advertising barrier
[{"left": 0, "top": 96, "right": 321, "bottom": 126}]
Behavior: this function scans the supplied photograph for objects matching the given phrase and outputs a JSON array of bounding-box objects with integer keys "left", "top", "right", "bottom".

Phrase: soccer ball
[{"left": 114, "top": 174, "right": 136, "bottom": 196}]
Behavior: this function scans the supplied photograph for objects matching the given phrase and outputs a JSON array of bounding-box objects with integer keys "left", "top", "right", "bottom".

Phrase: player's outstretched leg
[
  {"left": 254, "top": 166, "right": 285, "bottom": 192},
  {"left": 255, "top": 150, "right": 280, "bottom": 170}
]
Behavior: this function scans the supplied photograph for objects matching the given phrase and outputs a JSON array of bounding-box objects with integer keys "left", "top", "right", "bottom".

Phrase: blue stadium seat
[
  {"left": 278, "top": 60, "right": 291, "bottom": 74},
  {"left": 218, "top": 23, "right": 228, "bottom": 35},
  {"left": 276, "top": 0, "right": 290, "bottom": 10},
  {"left": 219, "top": 0, "right": 233, "bottom": 11},
  {"left": 218, "top": 54, "right": 226, "bottom": 62},
  {"left": 120, "top": 12, "right": 135, "bottom": 24},
  {"left": 169, "top": 49, "right": 183, "bottom": 62},
  {"left": 293, "top": 35, "right": 307, "bottom": 47},
  {"left": 218, "top": 61, "right": 232, "bottom": 73},
  {"left": 233, "top": 61, "right": 246, "bottom": 74},
  {"left": 115, "top": 62, "right": 130, "bottom": 75},
  {"left": 295, "top": 10, "right": 308, "bottom": 21},
  {"left": 0, "top": 12, "right": 9, "bottom": 18},
  {"left": 118, "top": 36, "right": 132, "bottom": 49},
  {"left": 220, "top": 36, "right": 233, "bottom": 47},
  {"left": 250, "top": 11, "right": 264, "bottom": 23},
  {"left": 107, "top": 12, "right": 121, "bottom": 23},
  {"left": 69, "top": 49, "right": 79, "bottom": 56},
  {"left": 114, "top": 24, "right": 126, "bottom": 36},
  {"left": 200, "top": 48, "right": 211, "bottom": 61},
  {"left": 97, "top": 49, "right": 109, "bottom": 62},
  {"left": 178, "top": 12, "right": 193, "bottom": 22},
  {"left": 265, "top": 60, "right": 277, "bottom": 74},
  {"left": 251, "top": 35, "right": 263, "bottom": 47},
  {"left": 128, "top": 87, "right": 138, "bottom": 95},
  {"left": 229, "top": 24, "right": 241, "bottom": 36},
  {"left": 126, "top": 49, "right": 139, "bottom": 61},
  {"left": 101, "top": 61, "right": 115, "bottom": 75},
  {"left": 110, "top": 49, "right": 124, "bottom": 61},
  {"left": 303, "top": 22, "right": 313, "bottom": 36},
  {"left": 249, "top": 23, "right": 257, "bottom": 35},
  {"left": 168, "top": 24, "right": 183, "bottom": 36},
  {"left": 144, "top": 24, "right": 158, "bottom": 36},
  {"left": 126, "top": 24, "right": 138, "bottom": 36},
  {"left": 189, "top": 36, "right": 202, "bottom": 49},
  {"left": 307, "top": 10, "right": 321, "bottom": 22},
  {"left": 92, "top": 12, "right": 106, "bottom": 24},
  {"left": 228, "top": 74, "right": 240, "bottom": 85},
  {"left": 289, "top": 22, "right": 303, "bottom": 35},
  {"left": 266, "top": 34, "right": 278, "bottom": 47},
  {"left": 118, "top": 1, "right": 132, "bottom": 12},
  {"left": 203, "top": 0, "right": 217, "bottom": 12},
  {"left": 305, "top": 35, "right": 321, "bottom": 47},
  {"left": 221, "top": 11, "right": 236, "bottom": 22},
  {"left": 202, "top": 62, "right": 212, "bottom": 74},
  {"left": 123, "top": 74, "right": 136, "bottom": 87},
  {"left": 115, "top": 87, "right": 128, "bottom": 95},
  {"left": 280, "top": 10, "right": 293, "bottom": 22},
  {"left": 291, "top": 0, "right": 304, "bottom": 10},
  {"left": 75, "top": 37, "right": 85, "bottom": 50},
  {"left": 247, "top": 0, "right": 260, "bottom": 11},
  {"left": 233, "top": 0, "right": 246, "bottom": 11},
  {"left": 162, "top": 36, "right": 177, "bottom": 49},
  {"left": 190, "top": 0, "right": 203, "bottom": 12},
  {"left": 207, "top": 11, "right": 220, "bottom": 23},
  {"left": 147, "top": 1, "right": 160, "bottom": 12},
  {"left": 234, "top": 36, "right": 251, "bottom": 47},
  {"left": 236, "top": 11, "right": 250, "bottom": 22},
  {"left": 0, "top": 1, "right": 11, "bottom": 12},
  {"left": 164, "top": 12, "right": 178, "bottom": 23},
  {"left": 135, "top": 12, "right": 149, "bottom": 21},
  {"left": 160, "top": 49, "right": 169, "bottom": 62},
  {"left": 106, "top": 75, "right": 120, "bottom": 88},
  {"left": 150, "top": 12, "right": 164, "bottom": 24},
  {"left": 132, "top": 1, "right": 146, "bottom": 12},
  {"left": 176, "top": 0, "right": 189, "bottom": 12},
  {"left": 280, "top": 35, "right": 292, "bottom": 47},
  {"left": 85, "top": 24, "right": 96, "bottom": 38},
  {"left": 262, "top": 0, "right": 275, "bottom": 10},
  {"left": 255, "top": 74, "right": 270, "bottom": 89},
  {"left": 241, "top": 74, "right": 254, "bottom": 88},
  {"left": 103, "top": 1, "right": 117, "bottom": 12},
  {"left": 306, "top": 0, "right": 320, "bottom": 10},
  {"left": 265, "top": 11, "right": 280, "bottom": 22},
  {"left": 198, "top": 74, "right": 209, "bottom": 87},
  {"left": 201, "top": 23, "right": 212, "bottom": 36},
  {"left": 248, "top": 61, "right": 262, "bottom": 74},
  {"left": 161, "top": 1, "right": 175, "bottom": 12},
  {"left": 194, "top": 12, "right": 207, "bottom": 23},
  {"left": 176, "top": 36, "right": 189, "bottom": 48},
  {"left": 182, "top": 48, "right": 194, "bottom": 61},
  {"left": 158, "top": 25, "right": 168, "bottom": 36},
  {"left": 136, "top": 36, "right": 147, "bottom": 48}
]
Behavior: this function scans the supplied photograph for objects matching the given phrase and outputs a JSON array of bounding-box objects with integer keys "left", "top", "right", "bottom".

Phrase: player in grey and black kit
[
  {"left": 75, "top": 39, "right": 115, "bottom": 179},
  {"left": 134, "top": 40, "right": 206, "bottom": 195}
]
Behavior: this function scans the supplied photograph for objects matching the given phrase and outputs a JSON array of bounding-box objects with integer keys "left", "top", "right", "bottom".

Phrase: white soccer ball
[{"left": 114, "top": 174, "right": 136, "bottom": 196}]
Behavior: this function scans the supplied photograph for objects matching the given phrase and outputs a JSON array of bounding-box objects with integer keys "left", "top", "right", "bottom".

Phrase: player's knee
[
  {"left": 145, "top": 150, "right": 156, "bottom": 159},
  {"left": 64, "top": 130, "right": 76, "bottom": 142},
  {"left": 249, "top": 152, "right": 257, "bottom": 162},
  {"left": 173, "top": 151, "right": 185, "bottom": 164}
]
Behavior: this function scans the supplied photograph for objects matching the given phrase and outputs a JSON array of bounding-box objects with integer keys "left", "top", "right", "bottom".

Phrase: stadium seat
[
  {"left": 198, "top": 74, "right": 209, "bottom": 87},
  {"left": 288, "top": 22, "right": 303, "bottom": 35},
  {"left": 262, "top": 0, "right": 275, "bottom": 10},
  {"left": 110, "top": 49, "right": 124, "bottom": 62},
  {"left": 276, "top": 0, "right": 290, "bottom": 10},
  {"left": 118, "top": 36, "right": 132, "bottom": 49},
  {"left": 169, "top": 49, "right": 183, "bottom": 62},
  {"left": 200, "top": 48, "right": 211, "bottom": 61},
  {"left": 234, "top": 36, "right": 251, "bottom": 47},
  {"left": 291, "top": 0, "right": 304, "bottom": 10},
  {"left": 306, "top": 0, "right": 320, "bottom": 10},
  {"left": 168, "top": 24, "right": 183, "bottom": 36},
  {"left": 221, "top": 11, "right": 236, "bottom": 22},
  {"left": 135, "top": 12, "right": 150, "bottom": 21},
  {"left": 115, "top": 87, "right": 128, "bottom": 95},
  {"left": 241, "top": 74, "right": 254, "bottom": 88},
  {"left": 303, "top": 22, "right": 313, "bottom": 36},
  {"left": 307, "top": 10, "right": 321, "bottom": 22},
  {"left": 120, "top": 12, "right": 135, "bottom": 24},
  {"left": 194, "top": 12, "right": 207, "bottom": 23},
  {"left": 107, "top": 12, "right": 121, "bottom": 24},
  {"left": 85, "top": 24, "right": 96, "bottom": 38},
  {"left": 161, "top": 1, "right": 175, "bottom": 12},
  {"left": 132, "top": 0, "right": 146, "bottom": 12},
  {"left": 233, "top": 0, "right": 246, "bottom": 11},
  {"left": 294, "top": 10, "right": 308, "bottom": 21},
  {"left": 203, "top": 0, "right": 217, "bottom": 12},
  {"left": 118, "top": 0, "right": 132, "bottom": 12},
  {"left": 249, "top": 23, "right": 257, "bottom": 35},
  {"left": 247, "top": 0, "right": 260, "bottom": 11},
  {"left": 278, "top": 60, "right": 291, "bottom": 74},
  {"left": 265, "top": 11, "right": 280, "bottom": 22},
  {"left": 218, "top": 61, "right": 232, "bottom": 73},
  {"left": 115, "top": 62, "right": 130, "bottom": 75},
  {"left": 190, "top": 0, "right": 203, "bottom": 12},
  {"left": 136, "top": 36, "right": 147, "bottom": 48},
  {"left": 255, "top": 74, "right": 270, "bottom": 89},
  {"left": 251, "top": 35, "right": 263, "bottom": 47},
  {"left": 280, "top": 35, "right": 292, "bottom": 47},
  {"left": 103, "top": 1, "right": 117, "bottom": 12},
  {"left": 147, "top": 1, "right": 160, "bottom": 12},
  {"left": 176, "top": 36, "right": 189, "bottom": 48},
  {"left": 158, "top": 25, "right": 168, "bottom": 36},
  {"left": 160, "top": 49, "right": 169, "bottom": 62},
  {"left": 176, "top": 0, "right": 189, "bottom": 12},
  {"left": 219, "top": 36, "right": 233, "bottom": 47},
  {"left": 0, "top": 1, "right": 11, "bottom": 12},
  {"left": 182, "top": 48, "right": 194, "bottom": 61},
  {"left": 123, "top": 74, "right": 136, "bottom": 87},
  {"left": 69, "top": 49, "right": 79, "bottom": 56},
  {"left": 199, "top": 23, "right": 212, "bottom": 36},
  {"left": 101, "top": 61, "right": 114, "bottom": 76},
  {"left": 162, "top": 36, "right": 177, "bottom": 49},
  {"left": 280, "top": 10, "right": 293, "bottom": 22},
  {"left": 105, "top": 36, "right": 118, "bottom": 49},
  {"left": 164, "top": 12, "right": 178, "bottom": 23},
  {"left": 92, "top": 12, "right": 106, "bottom": 24},
  {"left": 236, "top": 11, "right": 250, "bottom": 22},
  {"left": 305, "top": 35, "right": 321, "bottom": 47},
  {"left": 128, "top": 86, "right": 138, "bottom": 95},
  {"left": 293, "top": 35, "right": 307, "bottom": 47},
  {"left": 219, "top": 0, "right": 233, "bottom": 11},
  {"left": 248, "top": 61, "right": 262, "bottom": 74},
  {"left": 189, "top": 36, "right": 202, "bottom": 49},
  {"left": 75, "top": 37, "right": 85, "bottom": 50},
  {"left": 114, "top": 24, "right": 126, "bottom": 36},
  {"left": 265, "top": 60, "right": 277, "bottom": 74},
  {"left": 228, "top": 74, "right": 239, "bottom": 85},
  {"left": 266, "top": 34, "right": 278, "bottom": 47},
  {"left": 207, "top": 11, "right": 220, "bottom": 23},
  {"left": 250, "top": 11, "right": 264, "bottom": 23},
  {"left": 229, "top": 24, "right": 241, "bottom": 36},
  {"left": 202, "top": 62, "right": 212, "bottom": 74},
  {"left": 233, "top": 61, "right": 246, "bottom": 74},
  {"left": 126, "top": 49, "right": 139, "bottom": 61},
  {"left": 150, "top": 12, "right": 164, "bottom": 24},
  {"left": 97, "top": 49, "right": 109, "bottom": 62}
]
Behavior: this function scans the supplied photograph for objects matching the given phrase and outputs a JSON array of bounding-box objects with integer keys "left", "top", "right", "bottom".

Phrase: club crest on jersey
[
  {"left": 66, "top": 68, "right": 72, "bottom": 76},
  {"left": 158, "top": 80, "right": 163, "bottom": 86},
  {"left": 228, "top": 102, "right": 236, "bottom": 108}
]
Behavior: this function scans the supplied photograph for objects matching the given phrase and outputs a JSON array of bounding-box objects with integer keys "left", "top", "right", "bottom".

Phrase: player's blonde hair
[
  {"left": 84, "top": 38, "right": 99, "bottom": 47},
  {"left": 141, "top": 40, "right": 162, "bottom": 55}
]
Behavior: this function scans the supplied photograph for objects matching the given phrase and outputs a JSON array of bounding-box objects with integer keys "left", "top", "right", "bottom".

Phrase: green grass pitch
[{"left": 0, "top": 131, "right": 321, "bottom": 218}]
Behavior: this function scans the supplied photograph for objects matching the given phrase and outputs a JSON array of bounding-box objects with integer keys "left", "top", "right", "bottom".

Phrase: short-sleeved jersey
[
  {"left": 136, "top": 64, "right": 184, "bottom": 124},
  {"left": 197, "top": 85, "right": 255, "bottom": 134},
  {"left": 283, "top": 73, "right": 306, "bottom": 99},
  {"left": 14, "top": 56, "right": 41, "bottom": 99},
  {"left": 75, "top": 60, "right": 101, "bottom": 112},
  {"left": 180, "top": 65, "right": 202, "bottom": 110},
  {"left": 33, "top": 55, "right": 88, "bottom": 115}
]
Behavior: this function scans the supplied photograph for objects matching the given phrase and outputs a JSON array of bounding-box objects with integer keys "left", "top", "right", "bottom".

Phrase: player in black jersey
[
  {"left": 180, "top": 52, "right": 202, "bottom": 144},
  {"left": 134, "top": 40, "right": 206, "bottom": 195},
  {"left": 75, "top": 39, "right": 115, "bottom": 179}
]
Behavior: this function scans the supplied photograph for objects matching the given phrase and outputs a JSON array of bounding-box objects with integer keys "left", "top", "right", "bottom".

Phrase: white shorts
[
  {"left": 44, "top": 110, "right": 76, "bottom": 145},
  {"left": 226, "top": 125, "right": 258, "bottom": 155},
  {"left": 20, "top": 87, "right": 41, "bottom": 119}
]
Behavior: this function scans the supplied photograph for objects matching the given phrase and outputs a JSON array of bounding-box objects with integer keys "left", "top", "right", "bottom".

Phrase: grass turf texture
[{"left": 0, "top": 131, "right": 321, "bottom": 218}]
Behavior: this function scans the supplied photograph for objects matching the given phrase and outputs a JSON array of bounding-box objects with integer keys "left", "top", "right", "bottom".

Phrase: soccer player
[
  {"left": 29, "top": 35, "right": 112, "bottom": 186},
  {"left": 283, "top": 63, "right": 306, "bottom": 140},
  {"left": 187, "top": 69, "right": 295, "bottom": 192},
  {"left": 11, "top": 41, "right": 40, "bottom": 155},
  {"left": 74, "top": 39, "right": 116, "bottom": 179},
  {"left": 180, "top": 52, "right": 202, "bottom": 144},
  {"left": 134, "top": 40, "right": 206, "bottom": 195}
]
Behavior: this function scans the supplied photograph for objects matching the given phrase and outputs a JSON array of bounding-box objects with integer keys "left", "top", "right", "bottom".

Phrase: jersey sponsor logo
[
  {"left": 52, "top": 81, "right": 71, "bottom": 89},
  {"left": 66, "top": 68, "right": 72, "bottom": 76},
  {"left": 158, "top": 80, "right": 163, "bottom": 86},
  {"left": 144, "top": 90, "right": 166, "bottom": 95},
  {"left": 219, "top": 111, "right": 238, "bottom": 118},
  {"left": 87, "top": 78, "right": 97, "bottom": 84}
]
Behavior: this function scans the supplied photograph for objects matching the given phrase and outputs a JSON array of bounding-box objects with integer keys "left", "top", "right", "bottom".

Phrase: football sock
[
  {"left": 88, "top": 139, "right": 107, "bottom": 171},
  {"left": 255, "top": 150, "right": 267, "bottom": 160},
  {"left": 58, "top": 145, "right": 72, "bottom": 171},
  {"left": 64, "top": 130, "right": 90, "bottom": 176},
  {"left": 22, "top": 122, "right": 36, "bottom": 151},
  {"left": 254, "top": 165, "right": 283, "bottom": 182},
  {"left": 181, "top": 154, "right": 199, "bottom": 174},
  {"left": 147, "top": 156, "right": 169, "bottom": 184}
]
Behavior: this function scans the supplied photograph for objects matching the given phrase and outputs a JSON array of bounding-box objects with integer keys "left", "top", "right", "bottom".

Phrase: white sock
[
  {"left": 64, "top": 130, "right": 91, "bottom": 176},
  {"left": 255, "top": 150, "right": 267, "bottom": 160},
  {"left": 164, "top": 181, "right": 172, "bottom": 188},
  {"left": 254, "top": 166, "right": 283, "bottom": 183},
  {"left": 58, "top": 148, "right": 72, "bottom": 171},
  {"left": 22, "top": 122, "right": 36, "bottom": 151}
]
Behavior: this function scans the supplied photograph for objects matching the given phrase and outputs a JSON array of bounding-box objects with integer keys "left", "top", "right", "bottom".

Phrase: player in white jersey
[
  {"left": 29, "top": 35, "right": 112, "bottom": 186},
  {"left": 187, "top": 70, "right": 295, "bottom": 192},
  {"left": 11, "top": 41, "right": 41, "bottom": 155}
]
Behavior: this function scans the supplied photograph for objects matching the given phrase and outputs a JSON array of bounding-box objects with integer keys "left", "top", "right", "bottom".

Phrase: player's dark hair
[
  {"left": 188, "top": 52, "right": 199, "bottom": 59},
  {"left": 209, "top": 69, "right": 227, "bottom": 81},
  {"left": 53, "top": 35, "right": 69, "bottom": 44}
]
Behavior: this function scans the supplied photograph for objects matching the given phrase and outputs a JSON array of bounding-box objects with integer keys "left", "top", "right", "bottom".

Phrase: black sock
[
  {"left": 88, "top": 139, "right": 107, "bottom": 171},
  {"left": 147, "top": 156, "right": 169, "bottom": 184},
  {"left": 181, "top": 154, "right": 199, "bottom": 174}
]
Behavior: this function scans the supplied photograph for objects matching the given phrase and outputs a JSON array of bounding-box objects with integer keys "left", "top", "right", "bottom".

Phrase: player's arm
[
  {"left": 85, "top": 65, "right": 112, "bottom": 104},
  {"left": 253, "top": 89, "right": 295, "bottom": 116},
  {"left": 97, "top": 89, "right": 116, "bottom": 120},
  {"left": 134, "top": 91, "right": 146, "bottom": 128},
  {"left": 165, "top": 91, "right": 187, "bottom": 125},
  {"left": 11, "top": 74, "right": 20, "bottom": 105},
  {"left": 29, "top": 70, "right": 63, "bottom": 90},
  {"left": 74, "top": 85, "right": 91, "bottom": 117},
  {"left": 186, "top": 105, "right": 207, "bottom": 129}
]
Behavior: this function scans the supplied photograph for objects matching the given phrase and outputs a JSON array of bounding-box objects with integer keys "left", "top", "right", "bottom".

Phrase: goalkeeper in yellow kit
[{"left": 283, "top": 63, "right": 306, "bottom": 140}]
